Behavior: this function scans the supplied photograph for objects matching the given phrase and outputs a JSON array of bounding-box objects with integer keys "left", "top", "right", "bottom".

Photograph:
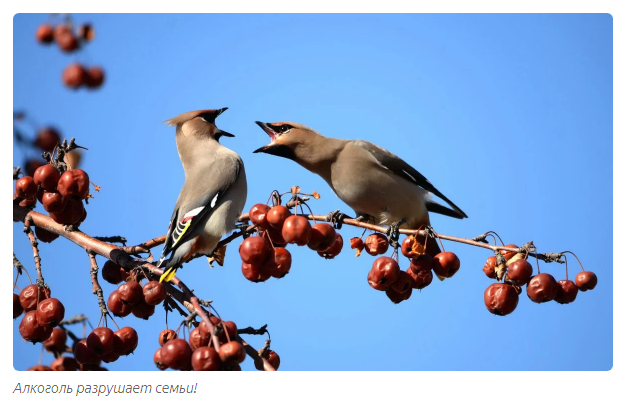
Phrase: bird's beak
[
  {"left": 214, "top": 107, "right": 228, "bottom": 118},
  {"left": 217, "top": 130, "right": 234, "bottom": 138},
  {"left": 253, "top": 121, "right": 275, "bottom": 153}
]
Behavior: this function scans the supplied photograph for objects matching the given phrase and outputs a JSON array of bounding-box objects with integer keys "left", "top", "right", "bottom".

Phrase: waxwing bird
[
  {"left": 253, "top": 121, "right": 466, "bottom": 257},
  {"left": 157, "top": 108, "right": 247, "bottom": 282}
]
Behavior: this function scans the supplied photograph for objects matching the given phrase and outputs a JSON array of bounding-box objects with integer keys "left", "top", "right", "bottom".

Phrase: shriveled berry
[
  {"left": 189, "top": 327, "right": 209, "bottom": 350},
  {"left": 107, "top": 291, "right": 131, "bottom": 317},
  {"left": 390, "top": 270, "right": 413, "bottom": 294},
  {"left": 526, "top": 273, "right": 560, "bottom": 303},
  {"left": 505, "top": 259, "right": 533, "bottom": 286},
  {"left": 265, "top": 247, "right": 292, "bottom": 278},
  {"left": 409, "top": 255, "right": 433, "bottom": 274},
  {"left": 113, "top": 327, "right": 138, "bottom": 356},
  {"left": 192, "top": 346, "right": 222, "bottom": 371},
  {"left": 218, "top": 340, "right": 246, "bottom": 364},
  {"left": 386, "top": 287, "right": 412, "bottom": 304},
  {"left": 19, "top": 311, "right": 53, "bottom": 343},
  {"left": 19, "top": 285, "right": 49, "bottom": 311},
  {"left": 43, "top": 328, "right": 67, "bottom": 353},
  {"left": 143, "top": 281, "right": 167, "bottom": 305},
  {"left": 33, "top": 164, "right": 61, "bottom": 191},
  {"left": 482, "top": 256, "right": 497, "bottom": 279},
  {"left": 58, "top": 169, "right": 90, "bottom": 199},
  {"left": 364, "top": 233, "right": 389, "bottom": 256},
  {"left": 101, "top": 350, "right": 120, "bottom": 364},
  {"left": 484, "top": 283, "right": 520, "bottom": 316},
  {"left": 350, "top": 237, "right": 365, "bottom": 256},
  {"left": 35, "top": 297, "right": 65, "bottom": 327},
  {"left": 249, "top": 204, "right": 271, "bottom": 229},
  {"left": 131, "top": 301, "right": 155, "bottom": 320},
  {"left": 117, "top": 281, "right": 143, "bottom": 306},
  {"left": 16, "top": 176, "right": 37, "bottom": 198},
  {"left": 74, "top": 339, "right": 101, "bottom": 364},
  {"left": 49, "top": 197, "right": 85, "bottom": 225},
  {"left": 197, "top": 315, "right": 222, "bottom": 339},
  {"left": 239, "top": 236, "right": 270, "bottom": 265},
  {"left": 241, "top": 262, "right": 271, "bottom": 283},
  {"left": 307, "top": 223, "right": 336, "bottom": 251},
  {"left": 500, "top": 244, "right": 519, "bottom": 261},
  {"left": 407, "top": 267, "right": 432, "bottom": 289},
  {"left": 401, "top": 235, "right": 423, "bottom": 259},
  {"left": 87, "top": 327, "right": 115, "bottom": 356},
  {"left": 154, "top": 348, "right": 168, "bottom": 370},
  {"left": 42, "top": 191, "right": 67, "bottom": 213},
  {"left": 318, "top": 233, "right": 343, "bottom": 259},
  {"left": 159, "top": 329, "right": 178, "bottom": 346},
  {"left": 13, "top": 293, "right": 23, "bottom": 319},
  {"left": 368, "top": 257, "right": 400, "bottom": 291},
  {"left": 102, "top": 261, "right": 127, "bottom": 285},
  {"left": 161, "top": 339, "right": 193, "bottom": 370},
  {"left": 555, "top": 280, "right": 579, "bottom": 304}
]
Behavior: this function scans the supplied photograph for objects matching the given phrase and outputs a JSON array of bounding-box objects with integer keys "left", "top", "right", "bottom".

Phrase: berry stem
[{"left": 561, "top": 251, "right": 586, "bottom": 272}]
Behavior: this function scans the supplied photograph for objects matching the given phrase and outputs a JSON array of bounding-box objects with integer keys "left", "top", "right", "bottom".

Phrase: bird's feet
[
  {"left": 385, "top": 219, "right": 406, "bottom": 249},
  {"left": 327, "top": 209, "right": 351, "bottom": 229},
  {"left": 237, "top": 222, "right": 252, "bottom": 239}
]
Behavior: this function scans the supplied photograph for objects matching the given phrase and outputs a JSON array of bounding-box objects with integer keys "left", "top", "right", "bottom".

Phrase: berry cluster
[
  {"left": 482, "top": 247, "right": 598, "bottom": 316},
  {"left": 74, "top": 326, "right": 138, "bottom": 367},
  {"left": 34, "top": 16, "right": 105, "bottom": 90},
  {"left": 16, "top": 285, "right": 63, "bottom": 344},
  {"left": 104, "top": 262, "right": 167, "bottom": 320},
  {"left": 361, "top": 233, "right": 461, "bottom": 304},
  {"left": 14, "top": 164, "right": 92, "bottom": 240},
  {"left": 238, "top": 202, "right": 343, "bottom": 282}
]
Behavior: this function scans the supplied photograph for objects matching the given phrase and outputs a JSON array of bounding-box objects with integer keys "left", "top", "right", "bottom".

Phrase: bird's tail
[{"left": 159, "top": 266, "right": 178, "bottom": 283}]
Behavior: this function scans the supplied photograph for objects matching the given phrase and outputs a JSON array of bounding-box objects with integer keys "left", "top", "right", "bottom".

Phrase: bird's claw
[
  {"left": 386, "top": 219, "right": 406, "bottom": 249},
  {"left": 327, "top": 210, "right": 349, "bottom": 229},
  {"left": 238, "top": 223, "right": 251, "bottom": 239}
]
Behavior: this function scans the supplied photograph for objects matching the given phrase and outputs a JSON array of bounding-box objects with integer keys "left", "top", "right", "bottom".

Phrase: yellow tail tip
[{"left": 159, "top": 267, "right": 177, "bottom": 283}]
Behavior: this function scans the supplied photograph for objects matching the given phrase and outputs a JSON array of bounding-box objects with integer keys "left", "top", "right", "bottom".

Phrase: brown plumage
[{"left": 254, "top": 121, "right": 467, "bottom": 257}]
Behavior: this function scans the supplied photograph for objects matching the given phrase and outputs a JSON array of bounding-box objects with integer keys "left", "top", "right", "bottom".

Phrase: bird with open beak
[
  {"left": 157, "top": 108, "right": 247, "bottom": 282},
  {"left": 253, "top": 121, "right": 466, "bottom": 257}
]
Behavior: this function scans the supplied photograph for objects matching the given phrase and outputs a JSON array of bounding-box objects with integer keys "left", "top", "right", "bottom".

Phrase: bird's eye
[{"left": 278, "top": 125, "right": 290, "bottom": 133}]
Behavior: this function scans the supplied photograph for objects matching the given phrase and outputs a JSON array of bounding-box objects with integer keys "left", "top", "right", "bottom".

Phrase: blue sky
[{"left": 13, "top": 13, "right": 612, "bottom": 371}]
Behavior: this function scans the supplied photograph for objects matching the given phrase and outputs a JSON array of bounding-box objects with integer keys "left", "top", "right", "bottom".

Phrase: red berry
[
  {"left": 35, "top": 226, "right": 59, "bottom": 243},
  {"left": 390, "top": 270, "right": 413, "bottom": 294},
  {"left": 218, "top": 340, "right": 246, "bottom": 364},
  {"left": 34, "top": 128, "right": 61, "bottom": 152},
  {"left": 192, "top": 347, "right": 222, "bottom": 371},
  {"left": 555, "top": 280, "right": 579, "bottom": 304},
  {"left": 239, "top": 236, "right": 270, "bottom": 265},
  {"left": 161, "top": 339, "right": 193, "bottom": 370},
  {"left": 16, "top": 176, "right": 37, "bottom": 198},
  {"left": 484, "top": 283, "right": 520, "bottom": 316},
  {"left": 56, "top": 31, "right": 78, "bottom": 52},
  {"left": 401, "top": 235, "right": 422, "bottom": 259},
  {"left": 43, "top": 328, "right": 67, "bottom": 353},
  {"left": 281, "top": 215, "right": 312, "bottom": 246},
  {"left": 87, "top": 327, "right": 115, "bottom": 356},
  {"left": 117, "top": 281, "right": 143, "bottom": 306},
  {"left": 575, "top": 271, "right": 598, "bottom": 291},
  {"left": 33, "top": 164, "right": 61, "bottom": 191},
  {"left": 19, "top": 285, "right": 48, "bottom": 311},
  {"left": 74, "top": 339, "right": 101, "bottom": 364},
  {"left": 58, "top": 169, "right": 90, "bottom": 199},
  {"left": 158, "top": 329, "right": 178, "bottom": 347},
  {"left": 500, "top": 244, "right": 519, "bottom": 261},
  {"left": 51, "top": 357, "right": 79, "bottom": 371},
  {"left": 13, "top": 293, "right": 23, "bottom": 319},
  {"left": 113, "top": 327, "right": 138, "bottom": 356},
  {"left": 197, "top": 315, "right": 222, "bottom": 339},
  {"left": 368, "top": 257, "right": 400, "bottom": 291},
  {"left": 409, "top": 254, "right": 433, "bottom": 274},
  {"left": 154, "top": 348, "right": 168, "bottom": 370},
  {"left": 255, "top": 350, "right": 281, "bottom": 370},
  {"left": 102, "top": 261, "right": 127, "bottom": 285},
  {"left": 101, "top": 350, "right": 120, "bottom": 364},
  {"left": 49, "top": 197, "right": 85, "bottom": 225},
  {"left": 265, "top": 247, "right": 292, "bottom": 278},
  {"left": 307, "top": 223, "right": 336, "bottom": 251},
  {"left": 107, "top": 291, "right": 131, "bottom": 317},
  {"left": 85, "top": 66, "right": 105, "bottom": 89},
  {"left": 266, "top": 205, "right": 291, "bottom": 228},
  {"left": 364, "top": 233, "right": 389, "bottom": 256},
  {"left": 19, "top": 310, "right": 53, "bottom": 343},
  {"left": 249, "top": 204, "right": 271, "bottom": 229},
  {"left": 36, "top": 23, "right": 54, "bottom": 44},
  {"left": 318, "top": 233, "right": 344, "bottom": 259},
  {"left": 241, "top": 262, "right": 271, "bottom": 282},
  {"left": 62, "top": 62, "right": 85, "bottom": 88},
  {"left": 482, "top": 256, "right": 497, "bottom": 279},
  {"left": 131, "top": 301, "right": 155, "bottom": 320},
  {"left": 42, "top": 191, "right": 67, "bottom": 213},
  {"left": 35, "top": 297, "right": 65, "bottom": 327},
  {"left": 505, "top": 259, "right": 533, "bottom": 286},
  {"left": 189, "top": 327, "right": 209, "bottom": 350},
  {"left": 407, "top": 267, "right": 433, "bottom": 289},
  {"left": 527, "top": 273, "right": 560, "bottom": 303},
  {"left": 432, "top": 252, "right": 460, "bottom": 278},
  {"left": 143, "top": 281, "right": 167, "bottom": 305},
  {"left": 386, "top": 287, "right": 412, "bottom": 304}
]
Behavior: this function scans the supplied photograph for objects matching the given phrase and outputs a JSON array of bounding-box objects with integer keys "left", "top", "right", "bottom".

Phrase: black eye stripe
[{"left": 199, "top": 112, "right": 217, "bottom": 124}]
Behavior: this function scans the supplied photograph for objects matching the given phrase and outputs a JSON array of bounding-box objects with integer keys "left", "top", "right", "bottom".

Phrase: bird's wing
[
  {"left": 353, "top": 140, "right": 468, "bottom": 219},
  {"left": 157, "top": 158, "right": 243, "bottom": 266}
]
